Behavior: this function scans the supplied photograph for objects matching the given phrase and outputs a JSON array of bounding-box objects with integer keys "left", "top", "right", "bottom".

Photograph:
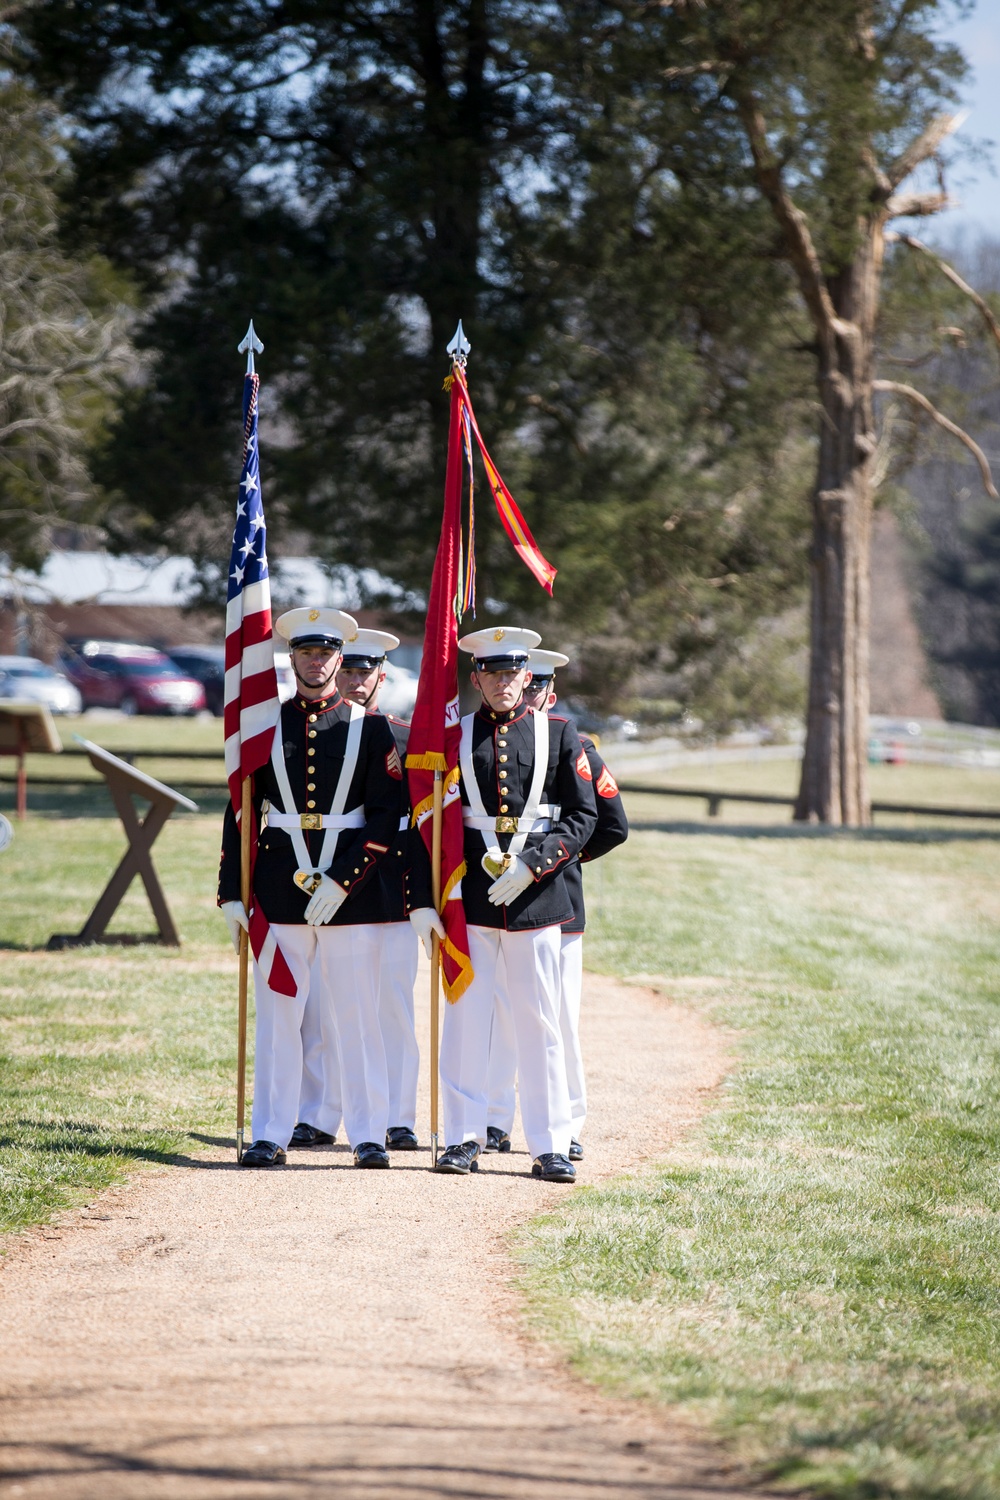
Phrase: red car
[{"left": 61, "top": 641, "right": 207, "bottom": 716}]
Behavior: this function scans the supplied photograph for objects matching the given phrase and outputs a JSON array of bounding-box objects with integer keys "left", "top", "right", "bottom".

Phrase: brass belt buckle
[
  {"left": 495, "top": 815, "right": 518, "bottom": 834},
  {"left": 300, "top": 813, "right": 323, "bottom": 830}
]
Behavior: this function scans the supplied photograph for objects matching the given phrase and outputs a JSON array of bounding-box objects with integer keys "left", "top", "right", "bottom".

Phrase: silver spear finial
[
  {"left": 446, "top": 319, "right": 471, "bottom": 368},
  {"left": 238, "top": 319, "right": 264, "bottom": 375}
]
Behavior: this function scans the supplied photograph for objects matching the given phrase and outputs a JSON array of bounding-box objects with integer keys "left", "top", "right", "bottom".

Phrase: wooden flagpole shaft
[
  {"left": 236, "top": 774, "right": 252, "bottom": 1163},
  {"left": 429, "top": 769, "right": 444, "bottom": 1166}
]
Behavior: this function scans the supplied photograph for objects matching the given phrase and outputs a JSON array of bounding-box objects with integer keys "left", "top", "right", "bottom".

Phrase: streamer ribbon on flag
[{"left": 449, "top": 364, "right": 557, "bottom": 596}]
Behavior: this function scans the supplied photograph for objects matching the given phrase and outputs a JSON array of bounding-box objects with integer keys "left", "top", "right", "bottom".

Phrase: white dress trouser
[
  {"left": 297, "top": 946, "right": 341, "bottom": 1136},
  {"left": 378, "top": 921, "right": 420, "bottom": 1129},
  {"left": 487, "top": 931, "right": 587, "bottom": 1140},
  {"left": 299, "top": 923, "right": 420, "bottom": 1134},
  {"left": 559, "top": 933, "right": 586, "bottom": 1138},
  {"left": 442, "top": 924, "right": 571, "bottom": 1160},
  {"left": 253, "top": 922, "right": 388, "bottom": 1151},
  {"left": 486, "top": 954, "right": 516, "bottom": 1132}
]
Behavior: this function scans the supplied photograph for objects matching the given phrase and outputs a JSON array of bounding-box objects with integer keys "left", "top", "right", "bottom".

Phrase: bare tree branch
[
  {"left": 885, "top": 191, "right": 950, "bottom": 219},
  {"left": 887, "top": 231, "right": 1000, "bottom": 360},
  {"left": 885, "top": 110, "right": 966, "bottom": 188},
  {"left": 873, "top": 378, "right": 998, "bottom": 499}
]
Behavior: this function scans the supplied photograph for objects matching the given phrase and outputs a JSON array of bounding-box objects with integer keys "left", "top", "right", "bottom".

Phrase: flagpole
[
  {"left": 429, "top": 768, "right": 444, "bottom": 1166},
  {"left": 236, "top": 776, "right": 251, "bottom": 1162},
  {"left": 234, "top": 317, "right": 264, "bottom": 1164}
]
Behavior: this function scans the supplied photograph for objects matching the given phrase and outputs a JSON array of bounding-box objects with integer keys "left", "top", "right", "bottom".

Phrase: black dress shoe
[
  {"left": 290, "top": 1122, "right": 336, "bottom": 1148},
  {"left": 531, "top": 1152, "right": 576, "bottom": 1183},
  {"left": 385, "top": 1126, "right": 419, "bottom": 1151},
  {"left": 240, "top": 1139, "right": 287, "bottom": 1168},
  {"left": 569, "top": 1138, "right": 584, "bottom": 1161},
  {"left": 485, "top": 1126, "right": 511, "bottom": 1153},
  {"left": 353, "top": 1140, "right": 390, "bottom": 1168},
  {"left": 434, "top": 1141, "right": 481, "bottom": 1174}
]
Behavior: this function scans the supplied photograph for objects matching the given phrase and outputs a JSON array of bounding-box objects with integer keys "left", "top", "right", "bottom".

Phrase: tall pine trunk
[{"left": 794, "top": 220, "right": 883, "bottom": 825}]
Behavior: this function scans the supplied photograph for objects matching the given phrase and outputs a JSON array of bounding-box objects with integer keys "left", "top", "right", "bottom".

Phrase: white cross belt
[
  {"left": 267, "top": 810, "right": 365, "bottom": 832},
  {"left": 462, "top": 805, "right": 560, "bottom": 835}
]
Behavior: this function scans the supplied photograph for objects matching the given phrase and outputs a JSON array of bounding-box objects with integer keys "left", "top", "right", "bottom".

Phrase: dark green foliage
[
  {"left": 0, "top": 77, "right": 137, "bottom": 568},
  {"left": 15, "top": 1, "right": 817, "bottom": 726}
]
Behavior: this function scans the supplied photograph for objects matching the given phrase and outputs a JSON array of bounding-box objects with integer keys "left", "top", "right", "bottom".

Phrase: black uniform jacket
[
  {"left": 379, "top": 714, "right": 411, "bottom": 923},
  {"left": 562, "top": 732, "right": 629, "bottom": 935},
  {"left": 407, "top": 701, "right": 597, "bottom": 932},
  {"left": 218, "top": 692, "right": 403, "bottom": 925}
]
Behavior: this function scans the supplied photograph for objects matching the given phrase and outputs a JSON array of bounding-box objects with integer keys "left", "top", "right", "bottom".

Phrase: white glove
[
  {"left": 303, "top": 873, "right": 348, "bottom": 926},
  {"left": 487, "top": 855, "right": 535, "bottom": 906},
  {"left": 409, "top": 906, "right": 446, "bottom": 959},
  {"left": 220, "top": 899, "right": 248, "bottom": 954}
]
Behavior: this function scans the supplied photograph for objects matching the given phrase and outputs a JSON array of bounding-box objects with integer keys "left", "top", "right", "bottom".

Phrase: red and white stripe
[
  {"left": 224, "top": 576, "right": 281, "bottom": 805},
  {"left": 224, "top": 579, "right": 297, "bottom": 997}
]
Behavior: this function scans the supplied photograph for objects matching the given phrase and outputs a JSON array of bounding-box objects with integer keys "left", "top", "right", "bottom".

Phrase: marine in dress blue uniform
[
  {"left": 295, "top": 629, "right": 422, "bottom": 1152},
  {"left": 407, "top": 627, "right": 598, "bottom": 1182},
  {"left": 218, "top": 607, "right": 403, "bottom": 1168},
  {"left": 486, "top": 647, "right": 629, "bottom": 1159}
]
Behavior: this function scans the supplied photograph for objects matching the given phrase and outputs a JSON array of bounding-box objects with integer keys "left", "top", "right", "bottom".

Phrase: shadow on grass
[
  {"left": 0, "top": 936, "right": 170, "bottom": 952},
  {"left": 1, "top": 1119, "right": 220, "bottom": 1169},
  {"left": 630, "top": 818, "right": 1000, "bottom": 843}
]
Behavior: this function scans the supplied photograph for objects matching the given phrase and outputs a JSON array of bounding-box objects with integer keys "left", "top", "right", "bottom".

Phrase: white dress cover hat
[
  {"left": 340, "top": 627, "right": 401, "bottom": 665},
  {"left": 527, "top": 647, "right": 570, "bottom": 676},
  {"left": 274, "top": 606, "right": 359, "bottom": 648},
  {"left": 458, "top": 626, "right": 542, "bottom": 667}
]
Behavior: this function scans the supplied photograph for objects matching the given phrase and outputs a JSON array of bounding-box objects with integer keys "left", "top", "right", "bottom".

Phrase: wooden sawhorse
[{"left": 48, "top": 739, "right": 198, "bottom": 950}]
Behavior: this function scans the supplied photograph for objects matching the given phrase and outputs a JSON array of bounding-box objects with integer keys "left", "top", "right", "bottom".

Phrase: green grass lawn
[
  {"left": 0, "top": 812, "right": 240, "bottom": 1233},
  {"left": 518, "top": 802, "right": 1000, "bottom": 1499}
]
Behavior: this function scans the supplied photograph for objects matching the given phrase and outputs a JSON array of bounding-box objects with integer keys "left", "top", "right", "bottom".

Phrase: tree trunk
[{"left": 794, "top": 222, "right": 883, "bottom": 824}]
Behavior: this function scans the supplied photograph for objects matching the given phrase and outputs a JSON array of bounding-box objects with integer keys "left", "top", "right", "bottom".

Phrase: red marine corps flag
[
  {"left": 407, "top": 322, "right": 558, "bottom": 1159},
  {"left": 405, "top": 337, "right": 476, "bottom": 1006}
]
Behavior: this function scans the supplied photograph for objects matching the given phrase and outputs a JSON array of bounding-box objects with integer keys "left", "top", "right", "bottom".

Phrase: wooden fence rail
[{"left": 616, "top": 782, "right": 1000, "bottom": 822}]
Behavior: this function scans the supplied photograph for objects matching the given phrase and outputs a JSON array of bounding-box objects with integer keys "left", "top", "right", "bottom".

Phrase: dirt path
[{"left": 0, "top": 968, "right": 763, "bottom": 1500}]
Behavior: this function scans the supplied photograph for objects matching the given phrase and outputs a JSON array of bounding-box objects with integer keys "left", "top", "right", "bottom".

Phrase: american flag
[{"left": 224, "top": 372, "right": 296, "bottom": 997}]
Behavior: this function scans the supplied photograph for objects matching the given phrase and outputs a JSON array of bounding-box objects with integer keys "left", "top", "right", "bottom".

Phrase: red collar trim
[
  {"left": 294, "top": 691, "right": 343, "bottom": 713},
  {"left": 477, "top": 700, "right": 530, "bottom": 727}
]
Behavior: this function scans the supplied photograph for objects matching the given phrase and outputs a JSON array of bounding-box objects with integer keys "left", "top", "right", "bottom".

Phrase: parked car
[
  {"left": 167, "top": 644, "right": 226, "bottom": 716},
  {"left": 60, "top": 641, "right": 206, "bottom": 716},
  {"left": 166, "top": 644, "right": 298, "bottom": 713},
  {"left": 0, "top": 655, "right": 82, "bottom": 715}
]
